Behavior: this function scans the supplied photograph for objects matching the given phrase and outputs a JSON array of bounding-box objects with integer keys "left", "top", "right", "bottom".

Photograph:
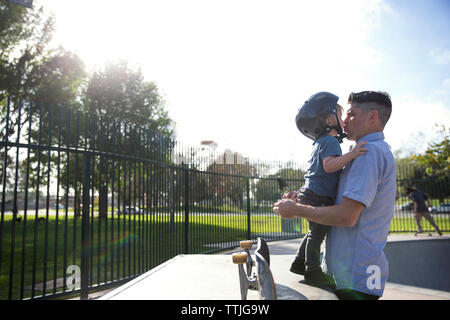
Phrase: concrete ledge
[
  {"left": 98, "top": 234, "right": 450, "bottom": 300},
  {"left": 100, "top": 254, "right": 336, "bottom": 300},
  {"left": 384, "top": 235, "right": 450, "bottom": 292},
  {"left": 382, "top": 282, "right": 450, "bottom": 300}
]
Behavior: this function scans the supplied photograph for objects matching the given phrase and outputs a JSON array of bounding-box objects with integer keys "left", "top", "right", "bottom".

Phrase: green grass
[
  {"left": 390, "top": 215, "right": 450, "bottom": 233},
  {"left": 0, "top": 210, "right": 287, "bottom": 300}
]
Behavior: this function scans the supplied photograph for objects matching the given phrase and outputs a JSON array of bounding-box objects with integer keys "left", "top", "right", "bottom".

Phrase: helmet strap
[
  {"left": 334, "top": 114, "right": 347, "bottom": 143},
  {"left": 325, "top": 114, "right": 347, "bottom": 143}
]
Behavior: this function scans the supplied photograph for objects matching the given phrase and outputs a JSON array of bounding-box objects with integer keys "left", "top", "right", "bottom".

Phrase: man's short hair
[{"left": 348, "top": 91, "right": 392, "bottom": 128}]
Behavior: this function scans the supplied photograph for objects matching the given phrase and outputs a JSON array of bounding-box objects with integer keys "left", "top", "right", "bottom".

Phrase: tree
[
  {"left": 1, "top": 3, "right": 86, "bottom": 198},
  {"left": 206, "top": 150, "right": 257, "bottom": 208},
  {"left": 83, "top": 60, "right": 172, "bottom": 135},
  {"left": 412, "top": 125, "right": 449, "bottom": 177},
  {"left": 27, "top": 48, "right": 86, "bottom": 108},
  {"left": 411, "top": 125, "right": 450, "bottom": 201},
  {"left": 82, "top": 60, "right": 174, "bottom": 217},
  {"left": 1, "top": 2, "right": 52, "bottom": 102},
  {"left": 1, "top": 1, "right": 86, "bottom": 107}
]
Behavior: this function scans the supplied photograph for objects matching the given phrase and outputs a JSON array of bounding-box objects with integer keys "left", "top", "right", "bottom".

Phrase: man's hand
[{"left": 273, "top": 198, "right": 300, "bottom": 219}]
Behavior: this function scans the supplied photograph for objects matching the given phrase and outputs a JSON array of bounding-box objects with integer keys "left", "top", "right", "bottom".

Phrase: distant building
[{"left": 200, "top": 140, "right": 218, "bottom": 148}]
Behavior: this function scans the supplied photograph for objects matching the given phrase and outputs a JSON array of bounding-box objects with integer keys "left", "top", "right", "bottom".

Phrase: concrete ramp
[
  {"left": 96, "top": 235, "right": 450, "bottom": 300},
  {"left": 100, "top": 254, "right": 337, "bottom": 300},
  {"left": 384, "top": 237, "right": 450, "bottom": 292}
]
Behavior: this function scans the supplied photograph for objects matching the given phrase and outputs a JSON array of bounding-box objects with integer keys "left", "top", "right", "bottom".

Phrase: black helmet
[{"left": 295, "top": 91, "right": 346, "bottom": 143}]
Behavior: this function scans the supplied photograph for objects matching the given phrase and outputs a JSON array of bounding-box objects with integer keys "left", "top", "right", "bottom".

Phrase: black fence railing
[{"left": 1, "top": 99, "right": 449, "bottom": 300}]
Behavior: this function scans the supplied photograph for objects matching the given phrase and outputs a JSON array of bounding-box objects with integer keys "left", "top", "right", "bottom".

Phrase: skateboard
[
  {"left": 232, "top": 237, "right": 277, "bottom": 300},
  {"left": 414, "top": 231, "right": 433, "bottom": 236}
]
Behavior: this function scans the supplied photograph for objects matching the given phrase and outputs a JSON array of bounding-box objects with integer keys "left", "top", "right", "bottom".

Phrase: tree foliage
[
  {"left": 83, "top": 60, "right": 172, "bottom": 136},
  {"left": 0, "top": 2, "right": 85, "bottom": 107},
  {"left": 397, "top": 126, "right": 450, "bottom": 201},
  {"left": 1, "top": 3, "right": 176, "bottom": 219},
  {"left": 412, "top": 125, "right": 449, "bottom": 177}
]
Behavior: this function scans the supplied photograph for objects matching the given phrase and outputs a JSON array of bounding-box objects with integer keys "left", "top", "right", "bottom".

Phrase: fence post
[
  {"left": 169, "top": 166, "right": 175, "bottom": 233},
  {"left": 246, "top": 178, "right": 251, "bottom": 240},
  {"left": 184, "top": 165, "right": 189, "bottom": 254},
  {"left": 80, "top": 153, "right": 91, "bottom": 300}
]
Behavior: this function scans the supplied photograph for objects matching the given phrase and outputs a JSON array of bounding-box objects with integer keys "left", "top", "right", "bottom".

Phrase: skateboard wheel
[
  {"left": 240, "top": 240, "right": 253, "bottom": 250},
  {"left": 232, "top": 252, "right": 248, "bottom": 264}
]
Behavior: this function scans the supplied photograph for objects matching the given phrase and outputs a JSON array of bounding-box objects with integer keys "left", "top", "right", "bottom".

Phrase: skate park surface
[{"left": 99, "top": 233, "right": 450, "bottom": 300}]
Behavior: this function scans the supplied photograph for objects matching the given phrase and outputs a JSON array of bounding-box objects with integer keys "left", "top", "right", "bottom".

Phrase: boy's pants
[{"left": 295, "top": 188, "right": 334, "bottom": 272}]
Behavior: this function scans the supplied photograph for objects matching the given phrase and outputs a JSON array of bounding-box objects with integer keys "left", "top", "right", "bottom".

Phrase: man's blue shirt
[
  {"left": 324, "top": 132, "right": 397, "bottom": 297},
  {"left": 303, "top": 135, "right": 342, "bottom": 199}
]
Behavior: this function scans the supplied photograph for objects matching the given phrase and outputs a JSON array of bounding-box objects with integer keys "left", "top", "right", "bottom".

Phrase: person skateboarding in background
[
  {"left": 407, "top": 186, "right": 442, "bottom": 236},
  {"left": 288, "top": 92, "right": 368, "bottom": 288}
]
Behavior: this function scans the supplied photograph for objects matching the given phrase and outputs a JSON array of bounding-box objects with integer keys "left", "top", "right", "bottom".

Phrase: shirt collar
[{"left": 356, "top": 131, "right": 384, "bottom": 143}]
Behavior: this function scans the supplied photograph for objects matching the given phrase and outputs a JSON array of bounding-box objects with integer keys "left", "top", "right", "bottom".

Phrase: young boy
[{"left": 289, "top": 91, "right": 368, "bottom": 288}]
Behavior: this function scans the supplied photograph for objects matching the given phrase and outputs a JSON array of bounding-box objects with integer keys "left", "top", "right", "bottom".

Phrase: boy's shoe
[
  {"left": 289, "top": 258, "right": 305, "bottom": 275},
  {"left": 304, "top": 269, "right": 336, "bottom": 289}
]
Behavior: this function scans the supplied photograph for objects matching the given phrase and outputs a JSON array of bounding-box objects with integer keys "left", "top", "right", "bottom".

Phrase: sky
[{"left": 35, "top": 0, "right": 450, "bottom": 164}]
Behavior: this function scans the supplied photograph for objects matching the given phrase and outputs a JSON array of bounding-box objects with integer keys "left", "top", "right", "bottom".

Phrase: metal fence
[{"left": 1, "top": 99, "right": 449, "bottom": 300}]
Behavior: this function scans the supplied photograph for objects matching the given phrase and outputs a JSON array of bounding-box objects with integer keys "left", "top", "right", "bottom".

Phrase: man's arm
[{"left": 273, "top": 196, "right": 364, "bottom": 227}]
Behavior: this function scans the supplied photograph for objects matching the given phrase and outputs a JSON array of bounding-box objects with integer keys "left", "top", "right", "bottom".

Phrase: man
[
  {"left": 407, "top": 186, "right": 442, "bottom": 236},
  {"left": 274, "top": 91, "right": 396, "bottom": 300}
]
